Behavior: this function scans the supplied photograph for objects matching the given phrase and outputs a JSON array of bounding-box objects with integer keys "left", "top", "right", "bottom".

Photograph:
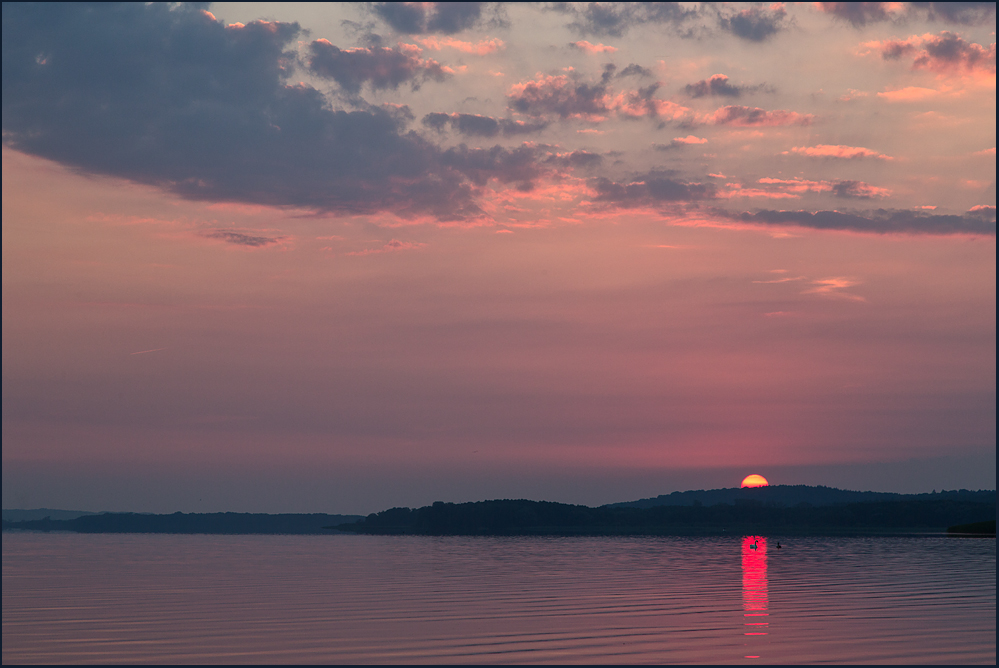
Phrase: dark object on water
[
  {"left": 947, "top": 520, "right": 996, "bottom": 536},
  {"left": 776, "top": 542, "right": 781, "bottom": 549}
]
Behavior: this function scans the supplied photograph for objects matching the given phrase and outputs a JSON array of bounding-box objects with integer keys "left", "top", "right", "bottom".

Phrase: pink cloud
[
  {"left": 718, "top": 186, "right": 800, "bottom": 199},
  {"left": 708, "top": 105, "right": 814, "bottom": 126},
  {"left": 570, "top": 40, "right": 618, "bottom": 54},
  {"left": 788, "top": 144, "right": 892, "bottom": 160},
  {"left": 804, "top": 277, "right": 867, "bottom": 302},
  {"left": 672, "top": 135, "right": 708, "bottom": 145},
  {"left": 741, "top": 177, "right": 892, "bottom": 200},
  {"left": 877, "top": 86, "right": 942, "bottom": 102},
  {"left": 757, "top": 177, "right": 832, "bottom": 193},
  {"left": 417, "top": 36, "right": 505, "bottom": 55}
]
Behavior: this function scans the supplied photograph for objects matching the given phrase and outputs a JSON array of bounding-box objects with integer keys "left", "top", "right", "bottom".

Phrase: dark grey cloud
[
  {"left": 507, "top": 69, "right": 669, "bottom": 123},
  {"left": 618, "top": 63, "right": 653, "bottom": 78},
  {"left": 371, "top": 2, "right": 486, "bottom": 34},
  {"left": 817, "top": 2, "right": 995, "bottom": 26},
  {"left": 201, "top": 230, "right": 283, "bottom": 247},
  {"left": 1, "top": 3, "right": 556, "bottom": 221},
  {"left": 709, "top": 105, "right": 813, "bottom": 126},
  {"left": 831, "top": 180, "right": 885, "bottom": 199},
  {"left": 918, "top": 2, "right": 997, "bottom": 25},
  {"left": 308, "top": 40, "right": 450, "bottom": 93},
  {"left": 441, "top": 144, "right": 542, "bottom": 189},
  {"left": 591, "top": 171, "right": 716, "bottom": 206},
  {"left": 556, "top": 2, "right": 700, "bottom": 38},
  {"left": 685, "top": 74, "right": 743, "bottom": 98},
  {"left": 814, "top": 2, "right": 897, "bottom": 26},
  {"left": 508, "top": 77, "right": 610, "bottom": 119},
  {"left": 652, "top": 138, "right": 705, "bottom": 151},
  {"left": 726, "top": 208, "right": 996, "bottom": 235},
  {"left": 422, "top": 113, "right": 549, "bottom": 137},
  {"left": 717, "top": 4, "right": 790, "bottom": 42},
  {"left": 543, "top": 150, "right": 603, "bottom": 170}
]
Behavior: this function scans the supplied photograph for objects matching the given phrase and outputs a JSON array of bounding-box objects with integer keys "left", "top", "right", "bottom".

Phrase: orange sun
[{"left": 741, "top": 474, "right": 769, "bottom": 488}]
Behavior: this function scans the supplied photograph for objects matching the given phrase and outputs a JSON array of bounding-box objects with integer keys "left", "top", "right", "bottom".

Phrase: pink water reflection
[{"left": 742, "top": 535, "right": 768, "bottom": 659}]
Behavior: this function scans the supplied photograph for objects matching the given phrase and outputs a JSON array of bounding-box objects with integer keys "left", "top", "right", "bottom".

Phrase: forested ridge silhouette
[
  {"left": 3, "top": 487, "right": 994, "bottom": 535},
  {"left": 337, "top": 489, "right": 996, "bottom": 536}
]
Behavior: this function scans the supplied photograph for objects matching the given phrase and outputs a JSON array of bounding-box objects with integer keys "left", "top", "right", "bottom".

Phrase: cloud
[
  {"left": 708, "top": 105, "right": 813, "bottom": 126},
  {"left": 542, "top": 150, "right": 604, "bottom": 170},
  {"left": 717, "top": 4, "right": 791, "bottom": 42},
  {"left": 831, "top": 180, "right": 892, "bottom": 199},
  {"left": 422, "top": 112, "right": 549, "bottom": 137},
  {"left": 370, "top": 2, "right": 486, "bottom": 35},
  {"left": 507, "top": 73, "right": 690, "bottom": 122},
  {"left": 590, "top": 171, "right": 716, "bottom": 207},
  {"left": 569, "top": 40, "right": 618, "bottom": 54},
  {"left": 557, "top": 2, "right": 701, "bottom": 38},
  {"left": 814, "top": 2, "right": 903, "bottom": 26},
  {"left": 201, "top": 230, "right": 284, "bottom": 247},
  {"left": 618, "top": 63, "right": 653, "bottom": 78},
  {"left": 876, "top": 86, "right": 943, "bottom": 101},
  {"left": 817, "top": 2, "right": 995, "bottom": 27},
  {"left": 749, "top": 177, "right": 890, "bottom": 199},
  {"left": 654, "top": 135, "right": 708, "bottom": 150},
  {"left": 921, "top": 2, "right": 998, "bottom": 25},
  {"left": 804, "top": 277, "right": 866, "bottom": 301},
  {"left": 685, "top": 73, "right": 760, "bottom": 98},
  {"left": 0, "top": 4, "right": 556, "bottom": 221},
  {"left": 308, "top": 40, "right": 451, "bottom": 93},
  {"left": 417, "top": 36, "right": 505, "bottom": 55},
  {"left": 725, "top": 208, "right": 996, "bottom": 235},
  {"left": 862, "top": 31, "right": 996, "bottom": 75},
  {"left": 347, "top": 239, "right": 427, "bottom": 256},
  {"left": 787, "top": 145, "right": 893, "bottom": 160},
  {"left": 508, "top": 73, "right": 611, "bottom": 120}
]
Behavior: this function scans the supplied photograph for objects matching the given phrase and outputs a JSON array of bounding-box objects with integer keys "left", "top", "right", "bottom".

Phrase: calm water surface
[{"left": 3, "top": 532, "right": 995, "bottom": 664}]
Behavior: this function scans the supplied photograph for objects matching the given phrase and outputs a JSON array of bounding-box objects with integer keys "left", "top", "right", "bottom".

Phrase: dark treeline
[
  {"left": 606, "top": 485, "right": 994, "bottom": 509},
  {"left": 2, "top": 512, "right": 362, "bottom": 535},
  {"left": 336, "top": 496, "right": 997, "bottom": 536},
  {"left": 3, "top": 488, "right": 995, "bottom": 536}
]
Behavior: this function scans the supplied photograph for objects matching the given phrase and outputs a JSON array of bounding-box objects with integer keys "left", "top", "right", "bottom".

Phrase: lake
[{"left": 2, "top": 532, "right": 995, "bottom": 664}]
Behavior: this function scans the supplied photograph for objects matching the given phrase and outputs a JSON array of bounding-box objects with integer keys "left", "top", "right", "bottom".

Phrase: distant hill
[
  {"left": 2, "top": 508, "right": 99, "bottom": 522},
  {"left": 604, "top": 485, "right": 995, "bottom": 509},
  {"left": 336, "top": 494, "right": 997, "bottom": 536},
  {"left": 2, "top": 512, "right": 363, "bottom": 535}
]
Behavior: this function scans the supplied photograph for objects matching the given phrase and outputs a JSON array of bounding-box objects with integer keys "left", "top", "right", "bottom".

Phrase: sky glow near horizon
[{"left": 2, "top": 2, "right": 996, "bottom": 514}]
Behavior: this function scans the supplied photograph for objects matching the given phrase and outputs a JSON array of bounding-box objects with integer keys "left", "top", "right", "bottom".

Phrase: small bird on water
[
  {"left": 750, "top": 538, "right": 759, "bottom": 550},
  {"left": 776, "top": 542, "right": 782, "bottom": 549}
]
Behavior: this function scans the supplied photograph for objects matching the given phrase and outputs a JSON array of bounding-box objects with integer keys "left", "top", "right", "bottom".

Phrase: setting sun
[{"left": 741, "top": 474, "right": 769, "bottom": 488}]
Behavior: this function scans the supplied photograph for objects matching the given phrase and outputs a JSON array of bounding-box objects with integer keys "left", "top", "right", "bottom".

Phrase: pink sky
[{"left": 2, "top": 3, "right": 995, "bottom": 513}]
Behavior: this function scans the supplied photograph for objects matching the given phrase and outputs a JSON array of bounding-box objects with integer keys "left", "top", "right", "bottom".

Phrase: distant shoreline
[
  {"left": 4, "top": 488, "right": 994, "bottom": 537},
  {"left": 2, "top": 512, "right": 363, "bottom": 536}
]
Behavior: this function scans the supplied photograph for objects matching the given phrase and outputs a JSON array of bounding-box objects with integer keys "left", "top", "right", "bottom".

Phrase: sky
[{"left": 2, "top": 2, "right": 995, "bottom": 514}]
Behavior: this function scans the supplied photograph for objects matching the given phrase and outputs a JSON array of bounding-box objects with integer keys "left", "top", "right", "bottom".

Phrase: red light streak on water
[{"left": 742, "top": 535, "right": 769, "bottom": 660}]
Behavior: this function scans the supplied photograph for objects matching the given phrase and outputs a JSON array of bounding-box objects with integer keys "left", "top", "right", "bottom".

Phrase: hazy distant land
[
  {"left": 3, "top": 486, "right": 995, "bottom": 536},
  {"left": 2, "top": 512, "right": 363, "bottom": 535}
]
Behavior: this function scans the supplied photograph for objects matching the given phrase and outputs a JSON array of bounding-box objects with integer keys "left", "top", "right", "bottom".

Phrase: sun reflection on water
[{"left": 742, "top": 535, "right": 769, "bottom": 660}]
